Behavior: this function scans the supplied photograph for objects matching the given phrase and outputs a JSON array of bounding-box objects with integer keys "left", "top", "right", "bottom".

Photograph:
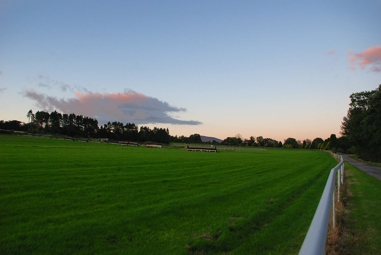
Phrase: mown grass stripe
[{"left": 0, "top": 135, "right": 337, "bottom": 254}]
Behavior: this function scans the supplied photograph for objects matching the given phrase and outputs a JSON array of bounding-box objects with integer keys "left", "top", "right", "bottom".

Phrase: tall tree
[
  {"left": 139, "top": 126, "right": 151, "bottom": 142},
  {"left": 35, "top": 111, "right": 50, "bottom": 131},
  {"left": 27, "top": 109, "right": 34, "bottom": 123},
  {"left": 26, "top": 109, "right": 35, "bottom": 132},
  {"left": 152, "top": 128, "right": 170, "bottom": 144},
  {"left": 329, "top": 134, "right": 337, "bottom": 150},
  {"left": 49, "top": 110, "right": 62, "bottom": 133},
  {"left": 342, "top": 85, "right": 381, "bottom": 161},
  {"left": 83, "top": 117, "right": 98, "bottom": 137},
  {"left": 249, "top": 136, "right": 256, "bottom": 146},
  {"left": 124, "top": 123, "right": 138, "bottom": 141},
  {"left": 75, "top": 115, "right": 84, "bottom": 132}
]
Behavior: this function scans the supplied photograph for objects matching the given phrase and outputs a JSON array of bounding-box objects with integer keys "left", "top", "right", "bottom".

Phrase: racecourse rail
[{"left": 299, "top": 154, "right": 344, "bottom": 255}]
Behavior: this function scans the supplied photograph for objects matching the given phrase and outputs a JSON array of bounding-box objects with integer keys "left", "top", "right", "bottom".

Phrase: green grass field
[
  {"left": 0, "top": 135, "right": 338, "bottom": 254},
  {"left": 339, "top": 163, "right": 381, "bottom": 254}
]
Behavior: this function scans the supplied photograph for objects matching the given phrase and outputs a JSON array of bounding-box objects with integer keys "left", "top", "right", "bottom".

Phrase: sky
[{"left": 1, "top": 0, "right": 380, "bottom": 142}]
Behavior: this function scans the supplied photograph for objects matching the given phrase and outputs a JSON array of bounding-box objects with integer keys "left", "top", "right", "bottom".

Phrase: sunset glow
[{"left": 1, "top": 1, "right": 380, "bottom": 141}]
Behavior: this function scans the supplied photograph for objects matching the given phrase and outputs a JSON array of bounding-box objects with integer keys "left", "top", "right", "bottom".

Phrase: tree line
[
  {"left": 1, "top": 85, "right": 379, "bottom": 162},
  {"left": 218, "top": 134, "right": 349, "bottom": 152},
  {"left": 2, "top": 110, "right": 172, "bottom": 144},
  {"left": 0, "top": 109, "right": 351, "bottom": 151}
]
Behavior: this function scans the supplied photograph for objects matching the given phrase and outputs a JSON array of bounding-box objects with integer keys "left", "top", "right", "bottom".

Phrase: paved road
[{"left": 342, "top": 154, "right": 381, "bottom": 181}]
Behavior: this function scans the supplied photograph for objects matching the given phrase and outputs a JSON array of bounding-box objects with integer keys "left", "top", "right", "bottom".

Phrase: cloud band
[{"left": 23, "top": 89, "right": 202, "bottom": 125}]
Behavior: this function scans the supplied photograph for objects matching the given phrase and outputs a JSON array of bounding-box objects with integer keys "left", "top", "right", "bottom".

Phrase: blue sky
[{"left": 1, "top": 0, "right": 380, "bottom": 141}]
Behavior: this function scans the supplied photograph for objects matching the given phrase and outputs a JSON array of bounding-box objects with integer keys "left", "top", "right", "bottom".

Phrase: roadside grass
[
  {"left": 338, "top": 162, "right": 381, "bottom": 254},
  {"left": 0, "top": 135, "right": 337, "bottom": 254}
]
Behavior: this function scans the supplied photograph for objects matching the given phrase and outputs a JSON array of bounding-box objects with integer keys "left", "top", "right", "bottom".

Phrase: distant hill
[{"left": 200, "top": 135, "right": 223, "bottom": 143}]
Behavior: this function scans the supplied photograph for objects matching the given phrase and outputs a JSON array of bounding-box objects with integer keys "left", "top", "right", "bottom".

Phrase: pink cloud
[
  {"left": 23, "top": 89, "right": 201, "bottom": 125},
  {"left": 348, "top": 45, "right": 381, "bottom": 72},
  {"left": 76, "top": 91, "right": 147, "bottom": 103},
  {"left": 327, "top": 50, "right": 335, "bottom": 55}
]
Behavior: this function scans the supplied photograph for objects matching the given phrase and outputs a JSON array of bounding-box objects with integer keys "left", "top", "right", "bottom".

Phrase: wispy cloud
[
  {"left": 327, "top": 50, "right": 335, "bottom": 55},
  {"left": 348, "top": 45, "right": 381, "bottom": 72},
  {"left": 29, "top": 74, "right": 88, "bottom": 92},
  {"left": 38, "top": 83, "right": 52, "bottom": 89},
  {"left": 23, "top": 89, "right": 202, "bottom": 125}
]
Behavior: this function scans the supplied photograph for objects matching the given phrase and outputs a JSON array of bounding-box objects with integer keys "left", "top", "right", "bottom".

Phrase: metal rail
[{"left": 299, "top": 156, "right": 344, "bottom": 255}]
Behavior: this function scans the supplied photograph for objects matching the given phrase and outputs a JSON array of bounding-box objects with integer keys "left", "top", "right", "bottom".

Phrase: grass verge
[{"left": 335, "top": 162, "right": 381, "bottom": 254}]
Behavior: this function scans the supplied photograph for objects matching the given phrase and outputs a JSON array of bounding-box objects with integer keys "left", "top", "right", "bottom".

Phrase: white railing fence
[{"left": 298, "top": 154, "right": 344, "bottom": 255}]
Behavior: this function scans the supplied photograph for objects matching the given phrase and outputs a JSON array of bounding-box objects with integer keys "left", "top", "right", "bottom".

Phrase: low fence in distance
[
  {"left": 299, "top": 154, "right": 344, "bottom": 255},
  {"left": 119, "top": 141, "right": 138, "bottom": 146},
  {"left": 146, "top": 144, "right": 162, "bottom": 148},
  {"left": 186, "top": 146, "right": 217, "bottom": 152}
]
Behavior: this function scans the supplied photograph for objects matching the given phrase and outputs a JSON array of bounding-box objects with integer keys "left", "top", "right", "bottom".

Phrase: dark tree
[
  {"left": 222, "top": 136, "right": 242, "bottom": 146},
  {"left": 302, "top": 139, "right": 311, "bottom": 149},
  {"left": 336, "top": 136, "right": 350, "bottom": 153},
  {"left": 49, "top": 110, "right": 62, "bottom": 133},
  {"left": 256, "top": 136, "right": 264, "bottom": 147},
  {"left": 311, "top": 138, "right": 324, "bottom": 149},
  {"left": 284, "top": 138, "right": 298, "bottom": 148},
  {"left": 75, "top": 115, "right": 84, "bottom": 132},
  {"left": 35, "top": 111, "right": 50, "bottom": 131},
  {"left": 0, "top": 120, "right": 24, "bottom": 131},
  {"left": 152, "top": 128, "right": 170, "bottom": 144},
  {"left": 263, "top": 138, "right": 279, "bottom": 148},
  {"left": 83, "top": 117, "right": 98, "bottom": 137},
  {"left": 27, "top": 109, "right": 34, "bottom": 124},
  {"left": 342, "top": 85, "right": 381, "bottom": 161},
  {"left": 188, "top": 134, "right": 202, "bottom": 143},
  {"left": 249, "top": 136, "right": 256, "bottom": 146},
  {"left": 329, "top": 134, "right": 337, "bottom": 150},
  {"left": 124, "top": 123, "right": 139, "bottom": 141},
  {"left": 139, "top": 126, "right": 152, "bottom": 142}
]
